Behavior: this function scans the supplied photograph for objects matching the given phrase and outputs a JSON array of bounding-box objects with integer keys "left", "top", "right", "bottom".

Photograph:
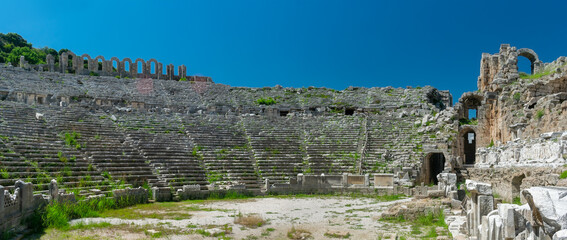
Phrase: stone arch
[
  {"left": 458, "top": 93, "right": 483, "bottom": 120},
  {"left": 423, "top": 152, "right": 446, "bottom": 185},
  {"left": 110, "top": 57, "right": 121, "bottom": 73},
  {"left": 459, "top": 127, "right": 476, "bottom": 165},
  {"left": 122, "top": 58, "right": 133, "bottom": 75},
  {"left": 517, "top": 48, "right": 541, "bottom": 74},
  {"left": 80, "top": 54, "right": 92, "bottom": 72},
  {"left": 60, "top": 51, "right": 77, "bottom": 73},
  {"left": 94, "top": 56, "right": 106, "bottom": 71},
  {"left": 134, "top": 58, "right": 146, "bottom": 75},
  {"left": 146, "top": 58, "right": 159, "bottom": 75}
]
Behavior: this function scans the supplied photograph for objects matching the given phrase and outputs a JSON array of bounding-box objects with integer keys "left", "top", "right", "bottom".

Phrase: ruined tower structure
[{"left": 444, "top": 44, "right": 567, "bottom": 202}]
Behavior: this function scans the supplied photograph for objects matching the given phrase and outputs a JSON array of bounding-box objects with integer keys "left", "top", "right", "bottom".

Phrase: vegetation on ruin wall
[
  {"left": 519, "top": 70, "right": 556, "bottom": 80},
  {"left": 459, "top": 118, "right": 478, "bottom": 125},
  {"left": 0, "top": 33, "right": 69, "bottom": 66},
  {"left": 256, "top": 97, "right": 277, "bottom": 105}
]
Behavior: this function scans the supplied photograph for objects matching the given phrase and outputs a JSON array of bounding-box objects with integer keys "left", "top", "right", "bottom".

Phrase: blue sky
[{"left": 2, "top": 0, "right": 567, "bottom": 102}]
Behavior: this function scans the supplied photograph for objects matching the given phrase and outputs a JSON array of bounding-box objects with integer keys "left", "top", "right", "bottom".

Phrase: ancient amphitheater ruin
[{"left": 1, "top": 44, "right": 567, "bottom": 239}]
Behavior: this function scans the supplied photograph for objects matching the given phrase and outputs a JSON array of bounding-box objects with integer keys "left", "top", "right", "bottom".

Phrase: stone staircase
[
  {"left": 0, "top": 102, "right": 105, "bottom": 193},
  {"left": 362, "top": 114, "right": 424, "bottom": 174},
  {"left": 184, "top": 115, "right": 261, "bottom": 190},
  {"left": 120, "top": 115, "right": 208, "bottom": 190},
  {"left": 242, "top": 116, "right": 305, "bottom": 184},
  {"left": 303, "top": 116, "right": 363, "bottom": 174}
]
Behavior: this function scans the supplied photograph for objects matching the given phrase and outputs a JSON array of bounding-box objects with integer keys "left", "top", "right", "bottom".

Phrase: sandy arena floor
[{"left": 41, "top": 196, "right": 418, "bottom": 239}]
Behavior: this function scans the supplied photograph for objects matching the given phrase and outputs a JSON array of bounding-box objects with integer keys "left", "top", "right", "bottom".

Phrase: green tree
[
  {"left": 0, "top": 33, "right": 32, "bottom": 48},
  {"left": 39, "top": 47, "right": 58, "bottom": 61},
  {"left": 6, "top": 46, "right": 45, "bottom": 65}
]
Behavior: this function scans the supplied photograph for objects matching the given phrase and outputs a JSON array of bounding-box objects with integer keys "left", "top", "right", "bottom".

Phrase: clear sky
[{"left": 1, "top": 0, "right": 567, "bottom": 102}]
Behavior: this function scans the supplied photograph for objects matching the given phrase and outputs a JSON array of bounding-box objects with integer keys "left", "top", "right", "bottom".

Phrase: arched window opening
[
  {"left": 97, "top": 59, "right": 103, "bottom": 71},
  {"left": 83, "top": 58, "right": 89, "bottom": 70},
  {"left": 150, "top": 62, "right": 156, "bottom": 74},
  {"left": 518, "top": 56, "right": 532, "bottom": 76},
  {"left": 137, "top": 61, "right": 143, "bottom": 74},
  {"left": 112, "top": 61, "right": 118, "bottom": 72},
  {"left": 468, "top": 109, "right": 477, "bottom": 120}
]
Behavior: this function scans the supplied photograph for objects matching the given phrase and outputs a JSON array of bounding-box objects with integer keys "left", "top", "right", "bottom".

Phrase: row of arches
[{"left": 52, "top": 52, "right": 188, "bottom": 80}]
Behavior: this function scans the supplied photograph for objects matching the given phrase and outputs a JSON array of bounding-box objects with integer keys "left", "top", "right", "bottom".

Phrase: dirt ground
[{"left": 38, "top": 196, "right": 449, "bottom": 239}]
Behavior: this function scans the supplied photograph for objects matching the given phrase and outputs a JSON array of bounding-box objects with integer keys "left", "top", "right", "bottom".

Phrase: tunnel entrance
[
  {"left": 463, "top": 130, "right": 476, "bottom": 164},
  {"left": 426, "top": 153, "right": 445, "bottom": 185}
]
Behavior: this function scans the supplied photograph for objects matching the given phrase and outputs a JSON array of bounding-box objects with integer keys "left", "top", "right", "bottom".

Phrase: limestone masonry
[{"left": 2, "top": 44, "right": 567, "bottom": 238}]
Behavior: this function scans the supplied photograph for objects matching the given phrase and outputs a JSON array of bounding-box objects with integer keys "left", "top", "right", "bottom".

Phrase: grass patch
[
  {"left": 287, "top": 226, "right": 312, "bottom": 240},
  {"left": 234, "top": 214, "right": 265, "bottom": 228},
  {"left": 257, "top": 97, "right": 276, "bottom": 105},
  {"left": 61, "top": 131, "right": 82, "bottom": 149},
  {"left": 459, "top": 118, "right": 478, "bottom": 125},
  {"left": 42, "top": 198, "right": 117, "bottom": 229},
  {"left": 519, "top": 69, "right": 556, "bottom": 80},
  {"left": 561, "top": 171, "right": 567, "bottom": 179},
  {"left": 536, "top": 109, "right": 545, "bottom": 120},
  {"left": 424, "top": 226, "right": 438, "bottom": 238},
  {"left": 324, "top": 231, "right": 351, "bottom": 238},
  {"left": 67, "top": 221, "right": 112, "bottom": 231},
  {"left": 375, "top": 194, "right": 405, "bottom": 202},
  {"left": 100, "top": 202, "right": 192, "bottom": 220}
]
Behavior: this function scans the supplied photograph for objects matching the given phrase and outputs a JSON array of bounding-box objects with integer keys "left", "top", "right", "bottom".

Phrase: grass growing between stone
[
  {"left": 380, "top": 210, "right": 451, "bottom": 239},
  {"left": 42, "top": 198, "right": 118, "bottom": 230}
]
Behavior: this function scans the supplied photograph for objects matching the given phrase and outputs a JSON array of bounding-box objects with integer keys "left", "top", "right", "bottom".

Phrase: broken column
[
  {"left": 466, "top": 179, "right": 494, "bottom": 238},
  {"left": 437, "top": 172, "right": 457, "bottom": 197}
]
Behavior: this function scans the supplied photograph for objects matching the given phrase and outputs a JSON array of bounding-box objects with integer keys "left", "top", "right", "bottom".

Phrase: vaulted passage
[
  {"left": 463, "top": 130, "right": 476, "bottom": 164},
  {"left": 426, "top": 153, "right": 445, "bottom": 185}
]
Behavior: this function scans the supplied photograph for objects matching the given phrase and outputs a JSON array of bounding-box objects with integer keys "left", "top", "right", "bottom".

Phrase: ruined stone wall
[
  {"left": 470, "top": 44, "right": 567, "bottom": 147},
  {"left": 0, "top": 181, "right": 47, "bottom": 233},
  {"left": 15, "top": 51, "right": 211, "bottom": 82}
]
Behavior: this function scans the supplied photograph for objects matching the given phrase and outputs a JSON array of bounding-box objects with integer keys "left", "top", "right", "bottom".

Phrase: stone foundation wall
[
  {"left": 467, "top": 167, "right": 567, "bottom": 202},
  {"left": 475, "top": 131, "right": 567, "bottom": 168},
  {"left": 0, "top": 180, "right": 47, "bottom": 233}
]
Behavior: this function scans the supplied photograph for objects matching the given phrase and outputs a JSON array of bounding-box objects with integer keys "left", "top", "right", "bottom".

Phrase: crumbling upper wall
[
  {"left": 471, "top": 44, "right": 567, "bottom": 147},
  {"left": 17, "top": 51, "right": 211, "bottom": 82},
  {"left": 478, "top": 44, "right": 546, "bottom": 92}
]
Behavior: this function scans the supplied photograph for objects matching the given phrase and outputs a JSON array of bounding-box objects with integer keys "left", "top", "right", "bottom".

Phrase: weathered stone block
[
  {"left": 466, "top": 179, "right": 493, "bottom": 195},
  {"left": 347, "top": 175, "right": 365, "bottom": 185},
  {"left": 478, "top": 195, "right": 494, "bottom": 217},
  {"left": 374, "top": 174, "right": 394, "bottom": 188},
  {"left": 152, "top": 187, "right": 172, "bottom": 202}
]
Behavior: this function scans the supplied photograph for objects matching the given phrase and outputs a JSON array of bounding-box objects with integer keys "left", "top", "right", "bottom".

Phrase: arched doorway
[
  {"left": 463, "top": 130, "right": 476, "bottom": 164},
  {"left": 517, "top": 48, "right": 540, "bottom": 74},
  {"left": 426, "top": 153, "right": 445, "bottom": 185}
]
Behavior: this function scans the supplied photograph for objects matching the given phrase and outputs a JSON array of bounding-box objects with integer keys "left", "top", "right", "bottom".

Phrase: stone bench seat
[
  {"left": 147, "top": 162, "right": 202, "bottom": 168},
  {"left": 142, "top": 152, "right": 192, "bottom": 157},
  {"left": 159, "top": 169, "right": 206, "bottom": 175},
  {"left": 105, "top": 174, "right": 158, "bottom": 181},
  {"left": 100, "top": 166, "right": 153, "bottom": 172},
  {"left": 107, "top": 169, "right": 155, "bottom": 176}
]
